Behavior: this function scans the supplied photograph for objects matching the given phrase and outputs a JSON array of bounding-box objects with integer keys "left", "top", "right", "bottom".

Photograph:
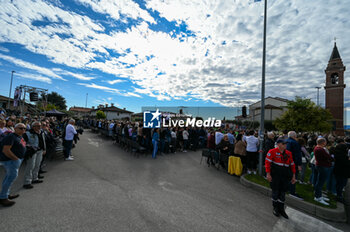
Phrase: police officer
[{"left": 265, "top": 139, "right": 296, "bottom": 219}]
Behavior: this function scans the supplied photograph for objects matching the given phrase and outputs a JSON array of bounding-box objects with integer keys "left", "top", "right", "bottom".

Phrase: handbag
[{"left": 24, "top": 146, "right": 39, "bottom": 160}]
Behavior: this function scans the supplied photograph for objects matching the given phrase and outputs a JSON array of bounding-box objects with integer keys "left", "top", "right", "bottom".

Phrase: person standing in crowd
[
  {"left": 40, "top": 122, "right": 53, "bottom": 172},
  {"left": 243, "top": 130, "right": 259, "bottom": 174},
  {"left": 333, "top": 139, "right": 350, "bottom": 203},
  {"left": 265, "top": 139, "right": 296, "bottom": 219},
  {"left": 0, "top": 123, "right": 27, "bottom": 207},
  {"left": 278, "top": 130, "right": 288, "bottom": 141},
  {"left": 286, "top": 131, "right": 303, "bottom": 199},
  {"left": 263, "top": 132, "right": 275, "bottom": 162},
  {"left": 215, "top": 130, "right": 224, "bottom": 146},
  {"left": 326, "top": 136, "right": 337, "bottom": 195},
  {"left": 345, "top": 137, "right": 350, "bottom": 155},
  {"left": 307, "top": 135, "right": 317, "bottom": 153},
  {"left": 227, "top": 130, "right": 235, "bottom": 146},
  {"left": 207, "top": 130, "right": 217, "bottom": 165},
  {"left": 152, "top": 128, "right": 159, "bottom": 159},
  {"left": 313, "top": 137, "right": 333, "bottom": 205},
  {"left": 22, "top": 121, "right": 46, "bottom": 189},
  {"left": 182, "top": 127, "right": 189, "bottom": 152},
  {"left": 298, "top": 138, "right": 310, "bottom": 184},
  {"left": 64, "top": 119, "right": 77, "bottom": 161},
  {"left": 5, "top": 120, "right": 15, "bottom": 133},
  {"left": 137, "top": 125, "right": 143, "bottom": 144},
  {"left": 0, "top": 120, "right": 7, "bottom": 134},
  {"left": 217, "top": 135, "right": 232, "bottom": 169},
  {"left": 0, "top": 120, "right": 9, "bottom": 142},
  {"left": 234, "top": 134, "right": 247, "bottom": 170},
  {"left": 170, "top": 128, "right": 177, "bottom": 153},
  {"left": 108, "top": 121, "right": 115, "bottom": 137},
  {"left": 160, "top": 128, "right": 166, "bottom": 154},
  {"left": 309, "top": 150, "right": 318, "bottom": 186},
  {"left": 198, "top": 127, "right": 207, "bottom": 148}
]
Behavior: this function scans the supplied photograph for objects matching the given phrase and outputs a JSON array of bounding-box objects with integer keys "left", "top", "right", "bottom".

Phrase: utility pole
[
  {"left": 258, "top": 0, "right": 267, "bottom": 176},
  {"left": 315, "top": 87, "right": 321, "bottom": 106},
  {"left": 85, "top": 93, "right": 88, "bottom": 108},
  {"left": 7, "top": 70, "right": 15, "bottom": 109}
]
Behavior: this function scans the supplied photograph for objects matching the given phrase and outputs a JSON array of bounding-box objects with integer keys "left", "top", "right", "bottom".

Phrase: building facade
[
  {"left": 90, "top": 104, "right": 133, "bottom": 120},
  {"left": 242, "top": 97, "right": 289, "bottom": 122},
  {"left": 69, "top": 106, "right": 92, "bottom": 117}
]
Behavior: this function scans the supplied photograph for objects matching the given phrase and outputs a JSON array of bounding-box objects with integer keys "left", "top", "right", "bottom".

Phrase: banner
[{"left": 13, "top": 87, "right": 21, "bottom": 107}]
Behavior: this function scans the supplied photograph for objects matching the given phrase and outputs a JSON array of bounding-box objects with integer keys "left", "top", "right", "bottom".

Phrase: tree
[
  {"left": 45, "top": 103, "right": 56, "bottom": 111},
  {"left": 47, "top": 92, "right": 67, "bottom": 110},
  {"left": 264, "top": 120, "right": 276, "bottom": 131},
  {"left": 96, "top": 110, "right": 106, "bottom": 119},
  {"left": 243, "top": 120, "right": 260, "bottom": 129},
  {"left": 36, "top": 102, "right": 56, "bottom": 111},
  {"left": 232, "top": 120, "right": 243, "bottom": 126},
  {"left": 274, "top": 97, "right": 333, "bottom": 133}
]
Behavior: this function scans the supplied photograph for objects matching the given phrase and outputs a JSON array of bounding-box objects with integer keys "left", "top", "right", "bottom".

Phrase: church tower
[{"left": 324, "top": 42, "right": 346, "bottom": 135}]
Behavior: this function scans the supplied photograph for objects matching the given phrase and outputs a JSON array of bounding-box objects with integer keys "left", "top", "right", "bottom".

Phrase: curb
[{"left": 240, "top": 174, "right": 347, "bottom": 223}]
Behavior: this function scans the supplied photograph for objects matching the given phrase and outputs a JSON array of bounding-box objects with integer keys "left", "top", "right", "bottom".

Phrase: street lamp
[
  {"left": 259, "top": 0, "right": 267, "bottom": 176},
  {"left": 315, "top": 87, "right": 321, "bottom": 106},
  {"left": 7, "top": 70, "right": 15, "bottom": 109},
  {"left": 258, "top": 0, "right": 267, "bottom": 176}
]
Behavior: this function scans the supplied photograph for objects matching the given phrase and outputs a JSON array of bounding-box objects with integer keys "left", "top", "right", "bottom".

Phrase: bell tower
[{"left": 325, "top": 41, "right": 346, "bottom": 135}]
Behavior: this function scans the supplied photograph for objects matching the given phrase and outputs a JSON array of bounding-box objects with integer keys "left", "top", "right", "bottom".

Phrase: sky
[{"left": 0, "top": 0, "right": 349, "bottom": 116}]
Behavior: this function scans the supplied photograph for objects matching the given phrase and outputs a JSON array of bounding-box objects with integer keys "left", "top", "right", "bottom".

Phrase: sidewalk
[{"left": 240, "top": 174, "right": 347, "bottom": 223}]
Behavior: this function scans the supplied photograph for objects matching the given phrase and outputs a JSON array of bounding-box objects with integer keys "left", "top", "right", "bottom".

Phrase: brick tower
[{"left": 324, "top": 42, "right": 346, "bottom": 135}]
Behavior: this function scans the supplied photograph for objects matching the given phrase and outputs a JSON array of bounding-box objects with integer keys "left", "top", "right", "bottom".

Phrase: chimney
[
  {"left": 92, "top": 106, "right": 95, "bottom": 109},
  {"left": 111, "top": 103, "right": 114, "bottom": 107},
  {"left": 105, "top": 104, "right": 108, "bottom": 108},
  {"left": 123, "top": 108, "right": 126, "bottom": 110}
]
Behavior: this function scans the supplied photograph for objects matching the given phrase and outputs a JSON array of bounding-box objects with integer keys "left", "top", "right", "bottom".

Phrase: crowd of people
[
  {"left": 84, "top": 119, "right": 350, "bottom": 212},
  {"left": 0, "top": 110, "right": 82, "bottom": 207},
  {"left": 1, "top": 114, "right": 350, "bottom": 217}
]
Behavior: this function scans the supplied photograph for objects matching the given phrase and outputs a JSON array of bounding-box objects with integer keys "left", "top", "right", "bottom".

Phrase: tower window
[{"left": 331, "top": 73, "right": 339, "bottom": 85}]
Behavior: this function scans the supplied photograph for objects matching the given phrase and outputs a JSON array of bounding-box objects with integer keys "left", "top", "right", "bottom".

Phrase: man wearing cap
[{"left": 265, "top": 139, "right": 296, "bottom": 219}]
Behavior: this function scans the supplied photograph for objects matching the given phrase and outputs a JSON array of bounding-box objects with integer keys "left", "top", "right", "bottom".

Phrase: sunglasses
[{"left": 17, "top": 127, "right": 26, "bottom": 130}]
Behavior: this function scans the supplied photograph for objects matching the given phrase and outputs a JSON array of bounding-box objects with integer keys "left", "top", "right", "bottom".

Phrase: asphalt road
[{"left": 0, "top": 131, "right": 348, "bottom": 232}]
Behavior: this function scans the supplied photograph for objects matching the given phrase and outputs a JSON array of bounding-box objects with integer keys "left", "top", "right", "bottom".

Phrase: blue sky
[{"left": 0, "top": 0, "right": 349, "bottom": 116}]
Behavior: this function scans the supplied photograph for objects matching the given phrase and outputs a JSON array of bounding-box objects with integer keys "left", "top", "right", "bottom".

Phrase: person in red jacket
[{"left": 265, "top": 139, "right": 296, "bottom": 219}]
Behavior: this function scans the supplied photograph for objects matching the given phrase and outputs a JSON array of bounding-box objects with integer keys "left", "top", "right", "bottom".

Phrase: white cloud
[
  {"left": 106, "top": 79, "right": 125, "bottom": 85},
  {"left": 78, "top": 82, "right": 141, "bottom": 98},
  {"left": 0, "top": 0, "right": 104, "bottom": 68},
  {"left": 75, "top": 0, "right": 155, "bottom": 24},
  {"left": 53, "top": 68, "right": 95, "bottom": 80},
  {"left": 0, "top": 46, "right": 9, "bottom": 53},
  {"left": 16, "top": 72, "right": 52, "bottom": 83},
  {"left": 0, "top": 53, "right": 65, "bottom": 80},
  {"left": 0, "top": 0, "right": 349, "bottom": 107}
]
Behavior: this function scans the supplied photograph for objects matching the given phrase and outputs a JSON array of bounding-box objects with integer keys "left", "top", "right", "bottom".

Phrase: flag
[{"left": 13, "top": 87, "right": 21, "bottom": 107}]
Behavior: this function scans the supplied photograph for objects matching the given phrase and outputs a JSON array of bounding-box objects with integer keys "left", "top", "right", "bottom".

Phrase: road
[{"left": 0, "top": 130, "right": 348, "bottom": 232}]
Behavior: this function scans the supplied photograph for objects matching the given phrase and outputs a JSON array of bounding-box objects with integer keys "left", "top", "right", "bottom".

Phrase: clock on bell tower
[{"left": 324, "top": 42, "right": 346, "bottom": 135}]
